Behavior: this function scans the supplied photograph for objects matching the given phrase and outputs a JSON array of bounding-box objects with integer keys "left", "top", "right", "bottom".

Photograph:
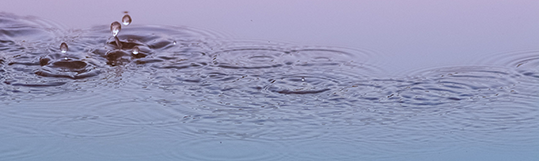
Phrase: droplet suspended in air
[
  {"left": 132, "top": 46, "right": 139, "bottom": 55},
  {"left": 111, "top": 21, "right": 121, "bottom": 37},
  {"left": 60, "top": 42, "right": 68, "bottom": 53},
  {"left": 122, "top": 14, "right": 132, "bottom": 25},
  {"left": 172, "top": 41, "right": 177, "bottom": 45}
]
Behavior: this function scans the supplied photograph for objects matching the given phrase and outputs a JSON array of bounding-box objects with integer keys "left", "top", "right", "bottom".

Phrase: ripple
[
  {"left": 387, "top": 66, "right": 522, "bottom": 107},
  {"left": 83, "top": 24, "right": 222, "bottom": 53},
  {"left": 0, "top": 13, "right": 101, "bottom": 101},
  {"left": 39, "top": 116, "right": 143, "bottom": 138},
  {"left": 69, "top": 131, "right": 172, "bottom": 159},
  {"left": 476, "top": 51, "right": 539, "bottom": 98},
  {"left": 79, "top": 90, "right": 196, "bottom": 127},
  {"left": 174, "top": 111, "right": 334, "bottom": 141},
  {"left": 477, "top": 51, "right": 539, "bottom": 69},
  {"left": 0, "top": 12, "right": 60, "bottom": 41},
  {"left": 443, "top": 100, "right": 539, "bottom": 144},
  {"left": 2, "top": 12, "right": 538, "bottom": 160},
  {"left": 0, "top": 89, "right": 103, "bottom": 119},
  {"left": 290, "top": 138, "right": 388, "bottom": 160},
  {"left": 320, "top": 65, "right": 539, "bottom": 155},
  {"left": 144, "top": 42, "right": 382, "bottom": 103},
  {"left": 0, "top": 13, "right": 225, "bottom": 102},
  {"left": 118, "top": 40, "right": 386, "bottom": 140},
  {"left": 0, "top": 116, "right": 62, "bottom": 161},
  {"left": 0, "top": 135, "right": 61, "bottom": 161},
  {"left": 164, "top": 137, "right": 287, "bottom": 161}
]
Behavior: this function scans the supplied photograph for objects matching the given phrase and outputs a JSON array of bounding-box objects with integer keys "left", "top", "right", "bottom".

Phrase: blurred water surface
[{"left": 1, "top": 1, "right": 539, "bottom": 161}]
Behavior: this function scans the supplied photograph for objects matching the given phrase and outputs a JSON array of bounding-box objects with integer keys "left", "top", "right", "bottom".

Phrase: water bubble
[
  {"left": 122, "top": 15, "right": 132, "bottom": 26},
  {"left": 60, "top": 42, "right": 68, "bottom": 53},
  {"left": 132, "top": 46, "right": 139, "bottom": 55},
  {"left": 110, "top": 21, "right": 121, "bottom": 37}
]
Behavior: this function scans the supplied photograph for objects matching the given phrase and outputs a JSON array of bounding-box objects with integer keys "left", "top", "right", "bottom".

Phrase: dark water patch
[
  {"left": 10, "top": 81, "right": 66, "bottom": 87},
  {"left": 51, "top": 60, "right": 87, "bottom": 69},
  {"left": 275, "top": 88, "right": 330, "bottom": 94},
  {"left": 34, "top": 65, "right": 99, "bottom": 79}
]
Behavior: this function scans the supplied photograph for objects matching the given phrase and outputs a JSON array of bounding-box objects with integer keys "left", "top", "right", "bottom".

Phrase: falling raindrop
[
  {"left": 122, "top": 15, "right": 132, "bottom": 25},
  {"left": 111, "top": 21, "right": 121, "bottom": 37},
  {"left": 132, "top": 46, "right": 139, "bottom": 55},
  {"left": 60, "top": 42, "right": 68, "bottom": 53}
]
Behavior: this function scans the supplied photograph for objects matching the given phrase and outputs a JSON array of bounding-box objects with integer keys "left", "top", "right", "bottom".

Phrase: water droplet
[
  {"left": 60, "top": 42, "right": 68, "bottom": 53},
  {"left": 132, "top": 46, "right": 139, "bottom": 55},
  {"left": 122, "top": 15, "right": 132, "bottom": 25},
  {"left": 301, "top": 77, "right": 305, "bottom": 82},
  {"left": 113, "top": 36, "right": 122, "bottom": 48},
  {"left": 173, "top": 41, "right": 177, "bottom": 45},
  {"left": 111, "top": 21, "right": 121, "bottom": 37}
]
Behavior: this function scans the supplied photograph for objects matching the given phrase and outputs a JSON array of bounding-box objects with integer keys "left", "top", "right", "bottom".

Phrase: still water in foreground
[{"left": 1, "top": 13, "right": 538, "bottom": 161}]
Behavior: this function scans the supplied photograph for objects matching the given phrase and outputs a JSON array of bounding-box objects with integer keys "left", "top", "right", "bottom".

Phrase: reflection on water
[{"left": 1, "top": 13, "right": 539, "bottom": 161}]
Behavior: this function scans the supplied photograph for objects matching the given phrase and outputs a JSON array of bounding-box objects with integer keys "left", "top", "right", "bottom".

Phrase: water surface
[{"left": 1, "top": 1, "right": 539, "bottom": 160}]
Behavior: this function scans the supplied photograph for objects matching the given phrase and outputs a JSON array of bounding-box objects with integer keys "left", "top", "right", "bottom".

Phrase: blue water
[{"left": 1, "top": 1, "right": 539, "bottom": 160}]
